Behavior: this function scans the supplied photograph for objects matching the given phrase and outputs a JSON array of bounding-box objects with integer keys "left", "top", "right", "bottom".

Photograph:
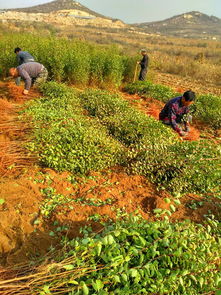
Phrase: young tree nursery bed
[{"left": 0, "top": 81, "right": 220, "bottom": 295}]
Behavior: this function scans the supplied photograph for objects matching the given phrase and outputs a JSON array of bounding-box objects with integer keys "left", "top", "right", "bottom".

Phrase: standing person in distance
[
  {"left": 137, "top": 49, "right": 149, "bottom": 81},
  {"left": 14, "top": 47, "right": 35, "bottom": 86}
]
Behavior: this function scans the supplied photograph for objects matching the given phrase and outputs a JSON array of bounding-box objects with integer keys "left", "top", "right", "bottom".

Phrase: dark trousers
[{"left": 139, "top": 69, "right": 147, "bottom": 81}]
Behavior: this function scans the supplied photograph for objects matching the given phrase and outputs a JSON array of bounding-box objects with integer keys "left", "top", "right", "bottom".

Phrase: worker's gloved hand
[
  {"left": 23, "top": 89, "right": 29, "bottom": 95},
  {"left": 15, "top": 77, "right": 21, "bottom": 86},
  {"left": 184, "top": 125, "right": 190, "bottom": 133}
]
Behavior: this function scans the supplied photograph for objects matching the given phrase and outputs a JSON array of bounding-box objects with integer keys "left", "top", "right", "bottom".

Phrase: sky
[{"left": 0, "top": 0, "right": 220, "bottom": 23}]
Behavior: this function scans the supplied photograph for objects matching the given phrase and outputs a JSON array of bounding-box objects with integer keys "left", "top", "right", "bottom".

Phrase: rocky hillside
[
  {"left": 135, "top": 11, "right": 221, "bottom": 40},
  {"left": 7, "top": 0, "right": 109, "bottom": 19},
  {"left": 0, "top": 0, "right": 126, "bottom": 29}
]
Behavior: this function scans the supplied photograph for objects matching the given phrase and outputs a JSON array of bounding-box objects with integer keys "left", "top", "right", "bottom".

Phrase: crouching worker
[
  {"left": 159, "top": 90, "right": 195, "bottom": 137},
  {"left": 9, "top": 62, "right": 48, "bottom": 95}
]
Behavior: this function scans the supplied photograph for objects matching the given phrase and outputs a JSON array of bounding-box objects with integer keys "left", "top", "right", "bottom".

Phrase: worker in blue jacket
[{"left": 14, "top": 47, "right": 35, "bottom": 85}]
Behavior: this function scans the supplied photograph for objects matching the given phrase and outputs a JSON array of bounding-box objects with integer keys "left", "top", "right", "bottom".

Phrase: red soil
[
  {"left": 0, "top": 82, "right": 37, "bottom": 177},
  {"left": 1, "top": 167, "right": 220, "bottom": 266},
  {"left": 6, "top": 82, "right": 40, "bottom": 102},
  {"left": 0, "top": 99, "right": 13, "bottom": 112}
]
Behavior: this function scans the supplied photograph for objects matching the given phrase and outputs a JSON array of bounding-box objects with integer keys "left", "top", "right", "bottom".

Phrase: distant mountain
[
  {"left": 135, "top": 11, "right": 221, "bottom": 40},
  {"left": 7, "top": 0, "right": 111, "bottom": 19}
]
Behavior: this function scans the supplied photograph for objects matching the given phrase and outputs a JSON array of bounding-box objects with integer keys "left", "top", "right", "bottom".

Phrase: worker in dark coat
[
  {"left": 137, "top": 49, "right": 149, "bottom": 81},
  {"left": 159, "top": 90, "right": 196, "bottom": 137},
  {"left": 14, "top": 47, "right": 35, "bottom": 85}
]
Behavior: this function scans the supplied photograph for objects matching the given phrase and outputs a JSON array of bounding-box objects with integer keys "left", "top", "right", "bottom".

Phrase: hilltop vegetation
[
  {"left": 135, "top": 11, "right": 221, "bottom": 40},
  {"left": 7, "top": 0, "right": 111, "bottom": 19}
]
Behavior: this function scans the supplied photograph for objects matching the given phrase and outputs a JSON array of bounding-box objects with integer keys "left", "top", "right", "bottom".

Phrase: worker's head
[
  {"left": 181, "top": 90, "right": 196, "bottom": 106},
  {"left": 9, "top": 67, "right": 19, "bottom": 78},
  {"left": 140, "top": 49, "right": 147, "bottom": 56},
  {"left": 14, "top": 47, "right": 22, "bottom": 54}
]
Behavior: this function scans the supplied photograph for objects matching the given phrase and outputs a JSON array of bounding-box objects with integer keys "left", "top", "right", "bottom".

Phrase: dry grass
[{"left": 0, "top": 257, "right": 105, "bottom": 295}]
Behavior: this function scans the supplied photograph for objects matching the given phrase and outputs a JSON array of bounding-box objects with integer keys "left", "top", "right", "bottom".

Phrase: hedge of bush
[
  {"left": 24, "top": 82, "right": 124, "bottom": 174},
  {"left": 0, "top": 33, "right": 129, "bottom": 87},
  {"left": 24, "top": 83, "right": 221, "bottom": 195},
  {"left": 79, "top": 88, "right": 221, "bottom": 194},
  {"left": 10, "top": 215, "right": 220, "bottom": 295}
]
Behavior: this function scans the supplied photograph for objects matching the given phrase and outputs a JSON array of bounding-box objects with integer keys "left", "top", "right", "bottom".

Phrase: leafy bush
[
  {"left": 79, "top": 89, "right": 176, "bottom": 146},
  {"left": 79, "top": 88, "right": 221, "bottom": 195},
  {"left": 195, "top": 94, "right": 221, "bottom": 129},
  {"left": 24, "top": 82, "right": 124, "bottom": 174},
  {"left": 127, "top": 140, "right": 221, "bottom": 194},
  {"left": 124, "top": 81, "right": 178, "bottom": 102},
  {"left": 0, "top": 33, "right": 127, "bottom": 87},
  {"left": 14, "top": 215, "right": 220, "bottom": 295}
]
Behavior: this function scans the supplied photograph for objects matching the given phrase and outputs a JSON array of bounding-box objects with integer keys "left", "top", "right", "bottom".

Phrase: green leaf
[
  {"left": 164, "top": 198, "right": 171, "bottom": 204},
  {"left": 199, "top": 277, "right": 204, "bottom": 287},
  {"left": 63, "top": 264, "right": 75, "bottom": 271},
  {"left": 153, "top": 208, "right": 163, "bottom": 214},
  {"left": 81, "top": 282, "right": 89, "bottom": 295},
  {"left": 130, "top": 269, "right": 138, "bottom": 278},
  {"left": 49, "top": 231, "right": 55, "bottom": 237},
  {"left": 215, "top": 291, "right": 221, "bottom": 295},
  {"left": 179, "top": 277, "right": 184, "bottom": 286},
  {"left": 107, "top": 234, "right": 115, "bottom": 245},
  {"left": 95, "top": 280, "right": 104, "bottom": 291},
  {"left": 121, "top": 273, "right": 128, "bottom": 282},
  {"left": 113, "top": 275, "right": 121, "bottom": 283},
  {"left": 69, "top": 280, "right": 79, "bottom": 285},
  {"left": 96, "top": 242, "right": 102, "bottom": 256},
  {"left": 0, "top": 199, "right": 5, "bottom": 205},
  {"left": 170, "top": 204, "right": 176, "bottom": 212},
  {"left": 174, "top": 199, "right": 181, "bottom": 205},
  {"left": 42, "top": 285, "right": 51, "bottom": 294}
]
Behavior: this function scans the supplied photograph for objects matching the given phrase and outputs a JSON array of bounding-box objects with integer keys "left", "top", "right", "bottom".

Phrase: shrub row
[
  {"left": 124, "top": 81, "right": 221, "bottom": 129},
  {"left": 24, "top": 82, "right": 124, "bottom": 174},
  {"left": 128, "top": 140, "right": 221, "bottom": 194},
  {"left": 124, "top": 81, "right": 178, "bottom": 103},
  {"left": 24, "top": 83, "right": 221, "bottom": 194},
  {"left": 0, "top": 33, "right": 130, "bottom": 87},
  {"left": 21, "top": 215, "right": 221, "bottom": 295},
  {"left": 79, "top": 89, "right": 176, "bottom": 147},
  {"left": 79, "top": 88, "right": 221, "bottom": 194},
  {"left": 195, "top": 94, "right": 221, "bottom": 129}
]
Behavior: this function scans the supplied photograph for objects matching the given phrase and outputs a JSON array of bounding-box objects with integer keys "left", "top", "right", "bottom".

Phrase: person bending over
[
  {"left": 159, "top": 90, "right": 195, "bottom": 137},
  {"left": 9, "top": 62, "right": 48, "bottom": 95}
]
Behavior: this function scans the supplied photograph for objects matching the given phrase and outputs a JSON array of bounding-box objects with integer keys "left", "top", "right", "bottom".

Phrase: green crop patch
[
  {"left": 23, "top": 82, "right": 125, "bottom": 175},
  {"left": 79, "top": 88, "right": 221, "bottom": 195},
  {"left": 127, "top": 139, "right": 221, "bottom": 194},
  {"left": 124, "top": 81, "right": 178, "bottom": 103},
  {"left": 23, "top": 82, "right": 221, "bottom": 196},
  {"left": 195, "top": 94, "right": 221, "bottom": 129},
  {"left": 0, "top": 34, "right": 129, "bottom": 87},
  {"left": 79, "top": 89, "right": 176, "bottom": 146},
  {"left": 15, "top": 215, "right": 221, "bottom": 295}
]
